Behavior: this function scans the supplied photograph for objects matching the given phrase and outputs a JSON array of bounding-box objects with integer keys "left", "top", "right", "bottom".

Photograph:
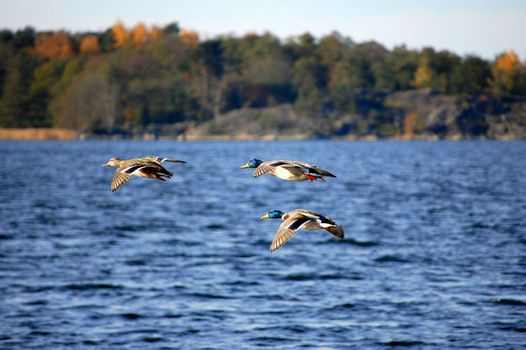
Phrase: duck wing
[
  {"left": 295, "top": 209, "right": 344, "bottom": 239},
  {"left": 270, "top": 215, "right": 312, "bottom": 252},
  {"left": 111, "top": 169, "right": 132, "bottom": 192},
  {"left": 293, "top": 161, "right": 336, "bottom": 177},
  {"left": 146, "top": 156, "right": 186, "bottom": 164},
  {"left": 252, "top": 160, "right": 289, "bottom": 177}
]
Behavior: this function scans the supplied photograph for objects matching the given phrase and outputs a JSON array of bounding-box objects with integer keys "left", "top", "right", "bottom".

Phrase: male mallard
[
  {"left": 241, "top": 159, "right": 336, "bottom": 181},
  {"left": 102, "top": 156, "right": 186, "bottom": 192},
  {"left": 261, "top": 209, "right": 344, "bottom": 252}
]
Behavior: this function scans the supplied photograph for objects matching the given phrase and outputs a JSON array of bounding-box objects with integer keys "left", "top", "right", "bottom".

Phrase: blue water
[{"left": 1, "top": 140, "right": 525, "bottom": 349}]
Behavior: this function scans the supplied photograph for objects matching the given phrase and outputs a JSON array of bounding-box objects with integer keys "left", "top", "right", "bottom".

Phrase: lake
[{"left": 1, "top": 140, "right": 525, "bottom": 349}]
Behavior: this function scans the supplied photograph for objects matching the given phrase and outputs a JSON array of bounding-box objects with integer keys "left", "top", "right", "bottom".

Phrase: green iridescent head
[
  {"left": 241, "top": 159, "right": 263, "bottom": 169},
  {"left": 260, "top": 210, "right": 285, "bottom": 219}
]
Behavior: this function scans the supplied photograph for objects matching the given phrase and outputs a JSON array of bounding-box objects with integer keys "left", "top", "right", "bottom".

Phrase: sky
[{"left": 1, "top": 0, "right": 525, "bottom": 59}]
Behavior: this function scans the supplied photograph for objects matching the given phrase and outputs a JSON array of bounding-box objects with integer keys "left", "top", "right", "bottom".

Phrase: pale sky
[{"left": 1, "top": 0, "right": 525, "bottom": 59}]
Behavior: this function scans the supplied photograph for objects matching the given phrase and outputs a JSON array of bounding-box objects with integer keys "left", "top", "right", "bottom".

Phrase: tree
[
  {"left": 26, "top": 60, "right": 65, "bottom": 127},
  {"left": 194, "top": 39, "right": 225, "bottom": 119},
  {"left": 292, "top": 56, "right": 326, "bottom": 112},
  {"left": 328, "top": 60, "right": 355, "bottom": 111},
  {"left": 318, "top": 31, "right": 352, "bottom": 68},
  {"left": 112, "top": 20, "right": 129, "bottom": 48},
  {"left": 12, "top": 26, "right": 35, "bottom": 49},
  {"left": 131, "top": 23, "right": 149, "bottom": 46},
  {"left": 450, "top": 55, "right": 490, "bottom": 95},
  {"left": 489, "top": 50, "right": 521, "bottom": 96},
  {"left": 0, "top": 51, "right": 37, "bottom": 127},
  {"left": 53, "top": 74, "right": 119, "bottom": 131},
  {"left": 179, "top": 29, "right": 199, "bottom": 48},
  {"left": 34, "top": 30, "right": 74, "bottom": 59},
  {"left": 163, "top": 22, "right": 180, "bottom": 35},
  {"left": 412, "top": 53, "right": 433, "bottom": 88},
  {"left": 389, "top": 45, "right": 419, "bottom": 90},
  {"left": 79, "top": 35, "right": 100, "bottom": 55},
  {"left": 0, "top": 30, "right": 13, "bottom": 43}
]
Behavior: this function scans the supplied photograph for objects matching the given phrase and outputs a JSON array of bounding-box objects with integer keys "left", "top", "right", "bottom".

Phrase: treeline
[{"left": 0, "top": 21, "right": 525, "bottom": 132}]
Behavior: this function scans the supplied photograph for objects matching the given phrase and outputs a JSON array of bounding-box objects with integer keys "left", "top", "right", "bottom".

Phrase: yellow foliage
[
  {"left": 131, "top": 22, "right": 149, "bottom": 46},
  {"left": 35, "top": 30, "right": 74, "bottom": 59},
  {"left": 412, "top": 55, "right": 432, "bottom": 88},
  {"left": 112, "top": 20, "right": 129, "bottom": 48},
  {"left": 179, "top": 29, "right": 199, "bottom": 47},
  {"left": 0, "top": 128, "right": 76, "bottom": 140},
  {"left": 79, "top": 35, "right": 100, "bottom": 56}
]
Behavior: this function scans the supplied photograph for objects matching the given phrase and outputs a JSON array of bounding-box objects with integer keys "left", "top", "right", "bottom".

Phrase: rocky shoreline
[{"left": 2, "top": 89, "right": 525, "bottom": 141}]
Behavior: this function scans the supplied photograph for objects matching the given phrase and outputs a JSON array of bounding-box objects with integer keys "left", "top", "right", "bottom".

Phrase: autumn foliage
[
  {"left": 34, "top": 30, "right": 74, "bottom": 59},
  {"left": 494, "top": 50, "right": 520, "bottom": 72},
  {"left": 131, "top": 23, "right": 149, "bottom": 46},
  {"left": 412, "top": 55, "right": 432, "bottom": 88},
  {"left": 179, "top": 29, "right": 199, "bottom": 47},
  {"left": 80, "top": 35, "right": 100, "bottom": 56},
  {"left": 112, "top": 20, "right": 129, "bottom": 48},
  {"left": 490, "top": 50, "right": 523, "bottom": 96},
  {"left": 0, "top": 20, "right": 525, "bottom": 135}
]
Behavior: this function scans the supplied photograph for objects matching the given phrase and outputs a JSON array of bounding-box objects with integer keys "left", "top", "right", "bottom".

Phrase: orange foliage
[
  {"left": 402, "top": 112, "right": 418, "bottom": 140},
  {"left": 150, "top": 25, "right": 162, "bottom": 42},
  {"left": 112, "top": 20, "right": 129, "bottom": 48},
  {"left": 35, "top": 30, "right": 74, "bottom": 59},
  {"left": 131, "top": 22, "right": 149, "bottom": 46},
  {"left": 494, "top": 50, "right": 520, "bottom": 72},
  {"left": 489, "top": 50, "right": 521, "bottom": 96},
  {"left": 179, "top": 29, "right": 199, "bottom": 47},
  {"left": 79, "top": 35, "right": 100, "bottom": 56}
]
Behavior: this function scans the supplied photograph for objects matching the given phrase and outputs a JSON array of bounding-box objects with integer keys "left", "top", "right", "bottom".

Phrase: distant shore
[
  {"left": 0, "top": 128, "right": 521, "bottom": 141},
  {"left": 0, "top": 128, "right": 77, "bottom": 140}
]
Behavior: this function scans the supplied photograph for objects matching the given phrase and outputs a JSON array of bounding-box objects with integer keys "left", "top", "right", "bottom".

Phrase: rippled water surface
[{"left": 1, "top": 140, "right": 526, "bottom": 349}]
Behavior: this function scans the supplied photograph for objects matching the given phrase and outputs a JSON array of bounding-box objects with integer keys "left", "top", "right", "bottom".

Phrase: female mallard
[
  {"left": 102, "top": 156, "right": 186, "bottom": 192},
  {"left": 260, "top": 209, "right": 344, "bottom": 252},
  {"left": 241, "top": 159, "right": 336, "bottom": 181}
]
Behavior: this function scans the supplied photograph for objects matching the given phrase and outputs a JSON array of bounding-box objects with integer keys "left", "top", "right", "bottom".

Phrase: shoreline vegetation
[{"left": 1, "top": 22, "right": 525, "bottom": 140}]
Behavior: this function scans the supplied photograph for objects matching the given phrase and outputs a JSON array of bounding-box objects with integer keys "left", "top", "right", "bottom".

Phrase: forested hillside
[{"left": 1, "top": 21, "right": 525, "bottom": 139}]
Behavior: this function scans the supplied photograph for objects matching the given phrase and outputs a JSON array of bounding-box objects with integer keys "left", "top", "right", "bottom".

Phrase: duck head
[
  {"left": 102, "top": 157, "right": 123, "bottom": 167},
  {"left": 261, "top": 210, "right": 285, "bottom": 219},
  {"left": 241, "top": 158, "right": 263, "bottom": 169}
]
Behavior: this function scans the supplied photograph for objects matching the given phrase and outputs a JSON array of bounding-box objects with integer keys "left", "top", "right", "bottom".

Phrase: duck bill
[
  {"left": 102, "top": 162, "right": 111, "bottom": 166},
  {"left": 260, "top": 214, "right": 270, "bottom": 219},
  {"left": 240, "top": 163, "right": 250, "bottom": 169}
]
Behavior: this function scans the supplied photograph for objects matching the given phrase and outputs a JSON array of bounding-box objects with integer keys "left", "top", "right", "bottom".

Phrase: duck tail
[
  {"left": 325, "top": 225, "right": 344, "bottom": 239},
  {"left": 317, "top": 169, "right": 336, "bottom": 178},
  {"left": 155, "top": 171, "right": 172, "bottom": 180}
]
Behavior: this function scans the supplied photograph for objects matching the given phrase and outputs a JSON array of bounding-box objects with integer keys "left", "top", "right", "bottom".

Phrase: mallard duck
[
  {"left": 260, "top": 209, "right": 344, "bottom": 252},
  {"left": 241, "top": 159, "right": 336, "bottom": 181},
  {"left": 102, "top": 156, "right": 186, "bottom": 192}
]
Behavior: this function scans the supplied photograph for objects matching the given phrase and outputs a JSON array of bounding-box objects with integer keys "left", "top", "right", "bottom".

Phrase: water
[{"left": 1, "top": 140, "right": 525, "bottom": 349}]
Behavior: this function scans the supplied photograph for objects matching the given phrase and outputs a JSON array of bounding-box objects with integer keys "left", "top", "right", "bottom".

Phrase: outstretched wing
[
  {"left": 111, "top": 170, "right": 132, "bottom": 192},
  {"left": 270, "top": 217, "right": 311, "bottom": 252},
  {"left": 146, "top": 156, "right": 186, "bottom": 164},
  {"left": 252, "top": 160, "right": 292, "bottom": 177}
]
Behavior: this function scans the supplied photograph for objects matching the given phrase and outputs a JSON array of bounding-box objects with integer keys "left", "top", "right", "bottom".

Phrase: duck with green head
[
  {"left": 241, "top": 158, "right": 336, "bottom": 182},
  {"left": 261, "top": 209, "right": 344, "bottom": 252}
]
